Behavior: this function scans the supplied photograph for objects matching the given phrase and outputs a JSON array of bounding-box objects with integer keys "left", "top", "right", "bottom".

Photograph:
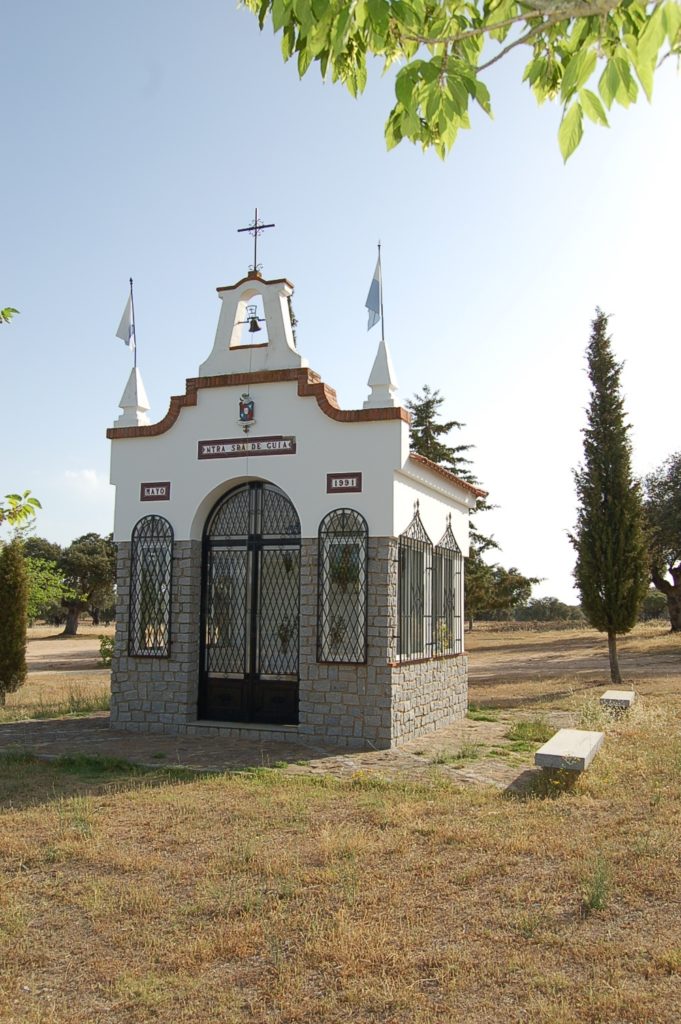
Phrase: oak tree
[{"left": 643, "top": 450, "right": 681, "bottom": 631}]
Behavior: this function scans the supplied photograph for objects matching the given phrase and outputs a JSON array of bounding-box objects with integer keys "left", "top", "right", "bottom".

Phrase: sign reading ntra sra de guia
[{"left": 198, "top": 435, "right": 296, "bottom": 459}]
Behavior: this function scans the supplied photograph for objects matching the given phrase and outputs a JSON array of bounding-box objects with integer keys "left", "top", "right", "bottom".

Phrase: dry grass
[
  {"left": 1, "top": 699, "right": 681, "bottom": 1022},
  {"left": 0, "top": 624, "right": 680, "bottom": 1022},
  {"left": 467, "top": 620, "right": 680, "bottom": 710},
  {"left": 0, "top": 673, "right": 110, "bottom": 724}
]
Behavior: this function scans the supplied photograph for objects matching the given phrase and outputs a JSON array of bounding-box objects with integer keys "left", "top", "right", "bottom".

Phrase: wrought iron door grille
[
  {"left": 318, "top": 509, "right": 368, "bottom": 663},
  {"left": 397, "top": 506, "right": 432, "bottom": 661},
  {"left": 129, "top": 515, "right": 173, "bottom": 657},
  {"left": 200, "top": 483, "right": 301, "bottom": 723},
  {"left": 206, "top": 486, "right": 251, "bottom": 538},
  {"left": 261, "top": 486, "right": 301, "bottom": 537},
  {"left": 433, "top": 521, "right": 463, "bottom": 655},
  {"left": 258, "top": 546, "right": 300, "bottom": 675},
  {"left": 205, "top": 548, "right": 248, "bottom": 674}
]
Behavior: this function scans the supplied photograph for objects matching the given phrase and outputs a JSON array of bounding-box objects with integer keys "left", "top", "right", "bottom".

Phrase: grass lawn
[
  {"left": 0, "top": 623, "right": 680, "bottom": 1022},
  {"left": 1, "top": 700, "right": 680, "bottom": 1022}
]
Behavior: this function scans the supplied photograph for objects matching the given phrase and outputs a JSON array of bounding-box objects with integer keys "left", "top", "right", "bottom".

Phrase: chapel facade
[{"left": 107, "top": 264, "right": 483, "bottom": 749}]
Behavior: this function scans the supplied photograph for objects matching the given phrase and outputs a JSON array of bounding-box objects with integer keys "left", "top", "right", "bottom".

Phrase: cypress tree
[
  {"left": 0, "top": 538, "right": 28, "bottom": 706},
  {"left": 572, "top": 310, "right": 648, "bottom": 684}
]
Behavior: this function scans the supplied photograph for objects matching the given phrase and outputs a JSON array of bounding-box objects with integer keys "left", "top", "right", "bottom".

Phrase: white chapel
[{"left": 108, "top": 241, "right": 483, "bottom": 749}]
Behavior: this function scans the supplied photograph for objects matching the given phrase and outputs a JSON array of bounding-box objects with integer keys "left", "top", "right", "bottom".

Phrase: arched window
[
  {"left": 129, "top": 516, "right": 173, "bottom": 657},
  {"left": 318, "top": 509, "right": 368, "bottom": 663},
  {"left": 398, "top": 503, "right": 433, "bottom": 661},
  {"left": 433, "top": 516, "right": 463, "bottom": 655}
]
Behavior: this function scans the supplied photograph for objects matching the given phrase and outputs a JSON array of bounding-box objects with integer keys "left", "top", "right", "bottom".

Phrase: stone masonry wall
[
  {"left": 110, "top": 540, "right": 201, "bottom": 734},
  {"left": 110, "top": 535, "right": 467, "bottom": 748},
  {"left": 297, "top": 537, "right": 394, "bottom": 750},
  {"left": 383, "top": 538, "right": 468, "bottom": 746},
  {"left": 389, "top": 655, "right": 468, "bottom": 744}
]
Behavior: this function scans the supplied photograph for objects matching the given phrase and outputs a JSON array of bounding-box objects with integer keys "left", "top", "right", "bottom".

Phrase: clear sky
[{"left": 2, "top": 1, "right": 679, "bottom": 602}]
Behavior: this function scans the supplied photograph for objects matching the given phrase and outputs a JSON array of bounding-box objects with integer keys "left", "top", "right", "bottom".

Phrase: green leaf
[
  {"left": 395, "top": 67, "right": 418, "bottom": 112},
  {"left": 561, "top": 48, "right": 597, "bottom": 102},
  {"left": 599, "top": 59, "right": 620, "bottom": 109},
  {"left": 281, "top": 23, "right": 296, "bottom": 60},
  {"left": 559, "top": 100, "right": 583, "bottom": 162},
  {"left": 367, "top": 0, "right": 389, "bottom": 35},
  {"left": 579, "top": 88, "right": 609, "bottom": 126},
  {"left": 613, "top": 55, "right": 638, "bottom": 107},
  {"left": 663, "top": 0, "right": 681, "bottom": 43},
  {"left": 385, "top": 109, "right": 403, "bottom": 150},
  {"left": 272, "top": 0, "right": 290, "bottom": 32},
  {"left": 473, "top": 79, "right": 492, "bottom": 117},
  {"left": 297, "top": 46, "right": 313, "bottom": 76}
]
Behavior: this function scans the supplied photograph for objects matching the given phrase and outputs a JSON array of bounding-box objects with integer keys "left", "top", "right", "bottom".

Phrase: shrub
[
  {"left": 99, "top": 635, "right": 114, "bottom": 667},
  {"left": 0, "top": 539, "right": 28, "bottom": 705}
]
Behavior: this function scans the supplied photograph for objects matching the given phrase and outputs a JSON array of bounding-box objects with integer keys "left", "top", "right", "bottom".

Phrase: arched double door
[{"left": 199, "top": 482, "right": 300, "bottom": 724}]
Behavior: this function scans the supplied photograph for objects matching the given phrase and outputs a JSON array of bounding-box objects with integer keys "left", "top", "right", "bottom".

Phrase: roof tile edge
[
  {"left": 106, "top": 368, "right": 410, "bottom": 439},
  {"left": 407, "top": 453, "right": 488, "bottom": 498}
]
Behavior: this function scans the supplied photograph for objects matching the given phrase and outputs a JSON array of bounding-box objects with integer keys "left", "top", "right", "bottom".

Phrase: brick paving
[{"left": 0, "top": 708, "right": 576, "bottom": 792}]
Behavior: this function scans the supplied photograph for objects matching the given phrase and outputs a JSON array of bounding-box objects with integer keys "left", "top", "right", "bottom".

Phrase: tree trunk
[
  {"left": 607, "top": 631, "right": 622, "bottom": 685},
  {"left": 0, "top": 691, "right": 5, "bottom": 707},
  {"left": 651, "top": 564, "right": 681, "bottom": 633},
  {"left": 62, "top": 606, "right": 81, "bottom": 636},
  {"left": 90, "top": 608, "right": 100, "bottom": 626},
  {"left": 668, "top": 591, "right": 681, "bottom": 633}
]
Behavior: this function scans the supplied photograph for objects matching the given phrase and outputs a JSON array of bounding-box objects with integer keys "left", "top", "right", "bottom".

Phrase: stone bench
[
  {"left": 600, "top": 689, "right": 636, "bottom": 710},
  {"left": 535, "top": 728, "right": 604, "bottom": 773}
]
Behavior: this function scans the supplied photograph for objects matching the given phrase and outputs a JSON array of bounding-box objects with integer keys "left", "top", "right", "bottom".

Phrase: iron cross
[{"left": 237, "top": 208, "right": 275, "bottom": 274}]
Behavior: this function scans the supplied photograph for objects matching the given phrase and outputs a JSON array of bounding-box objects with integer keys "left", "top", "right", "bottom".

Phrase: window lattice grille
[
  {"left": 129, "top": 516, "right": 173, "bottom": 657},
  {"left": 433, "top": 520, "right": 463, "bottom": 655},
  {"left": 318, "top": 509, "right": 368, "bottom": 663},
  {"left": 397, "top": 505, "right": 432, "bottom": 661}
]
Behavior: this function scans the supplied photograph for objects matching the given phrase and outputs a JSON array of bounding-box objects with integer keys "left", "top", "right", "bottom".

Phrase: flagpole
[
  {"left": 378, "top": 241, "right": 385, "bottom": 343},
  {"left": 129, "top": 277, "right": 137, "bottom": 369}
]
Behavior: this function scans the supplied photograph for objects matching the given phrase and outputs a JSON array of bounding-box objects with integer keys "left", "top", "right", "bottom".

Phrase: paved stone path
[{"left": 0, "top": 709, "right": 576, "bottom": 792}]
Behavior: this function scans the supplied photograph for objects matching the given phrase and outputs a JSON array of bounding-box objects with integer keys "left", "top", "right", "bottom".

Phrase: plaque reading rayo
[
  {"left": 327, "top": 472, "right": 362, "bottom": 494},
  {"left": 198, "top": 435, "right": 296, "bottom": 459},
  {"left": 140, "top": 481, "right": 171, "bottom": 501}
]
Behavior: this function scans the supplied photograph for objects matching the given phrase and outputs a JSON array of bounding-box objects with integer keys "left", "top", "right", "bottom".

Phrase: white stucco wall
[
  {"left": 110, "top": 378, "right": 407, "bottom": 540},
  {"left": 393, "top": 468, "right": 474, "bottom": 556}
]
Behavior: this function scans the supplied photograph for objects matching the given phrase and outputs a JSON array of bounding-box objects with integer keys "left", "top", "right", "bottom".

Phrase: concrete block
[
  {"left": 600, "top": 689, "right": 636, "bottom": 710},
  {"left": 535, "top": 729, "right": 604, "bottom": 772}
]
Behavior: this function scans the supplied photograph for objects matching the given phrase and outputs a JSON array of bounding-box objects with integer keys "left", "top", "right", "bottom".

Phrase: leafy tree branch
[{"left": 243, "top": 0, "right": 681, "bottom": 159}]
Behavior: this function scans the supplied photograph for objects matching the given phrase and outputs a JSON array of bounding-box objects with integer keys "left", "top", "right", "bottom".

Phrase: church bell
[{"left": 248, "top": 316, "right": 262, "bottom": 333}]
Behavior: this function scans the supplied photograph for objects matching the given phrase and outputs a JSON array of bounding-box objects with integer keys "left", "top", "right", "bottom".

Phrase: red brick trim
[
  {"left": 107, "top": 368, "right": 410, "bottom": 439},
  {"left": 407, "top": 453, "right": 488, "bottom": 498}
]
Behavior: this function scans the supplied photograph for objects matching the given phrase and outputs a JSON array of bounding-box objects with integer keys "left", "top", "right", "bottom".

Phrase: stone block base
[{"left": 535, "top": 729, "right": 604, "bottom": 772}]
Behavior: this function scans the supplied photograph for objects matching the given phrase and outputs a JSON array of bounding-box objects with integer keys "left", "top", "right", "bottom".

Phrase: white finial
[
  {"left": 114, "top": 367, "right": 150, "bottom": 427},
  {"left": 363, "top": 339, "right": 399, "bottom": 409}
]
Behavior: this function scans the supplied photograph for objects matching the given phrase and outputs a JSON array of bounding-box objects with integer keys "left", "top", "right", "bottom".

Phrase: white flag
[
  {"left": 365, "top": 255, "right": 381, "bottom": 331},
  {"left": 116, "top": 295, "right": 136, "bottom": 351}
]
